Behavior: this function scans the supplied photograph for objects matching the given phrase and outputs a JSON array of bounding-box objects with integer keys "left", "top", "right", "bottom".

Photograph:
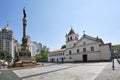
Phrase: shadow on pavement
[
  {"left": 21, "top": 65, "right": 77, "bottom": 79},
  {"left": 0, "top": 69, "right": 21, "bottom": 80}
]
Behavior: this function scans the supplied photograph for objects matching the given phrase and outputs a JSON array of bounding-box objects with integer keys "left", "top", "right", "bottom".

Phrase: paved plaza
[{"left": 0, "top": 60, "right": 120, "bottom": 80}]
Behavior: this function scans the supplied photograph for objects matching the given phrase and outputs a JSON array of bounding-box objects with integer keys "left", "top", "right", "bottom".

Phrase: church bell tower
[{"left": 66, "top": 28, "right": 79, "bottom": 48}]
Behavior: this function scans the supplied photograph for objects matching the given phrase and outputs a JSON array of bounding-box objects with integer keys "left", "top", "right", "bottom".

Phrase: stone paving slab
[
  {"left": 13, "top": 64, "right": 75, "bottom": 78},
  {"left": 95, "top": 60, "right": 120, "bottom": 80},
  {"left": 13, "top": 62, "right": 108, "bottom": 80}
]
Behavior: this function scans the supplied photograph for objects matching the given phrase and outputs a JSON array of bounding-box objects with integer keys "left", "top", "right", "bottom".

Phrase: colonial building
[{"left": 48, "top": 28, "right": 111, "bottom": 62}]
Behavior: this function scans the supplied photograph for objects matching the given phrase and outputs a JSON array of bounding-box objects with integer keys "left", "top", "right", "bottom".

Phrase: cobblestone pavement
[
  {"left": 13, "top": 62, "right": 108, "bottom": 80},
  {"left": 95, "top": 59, "right": 120, "bottom": 80}
]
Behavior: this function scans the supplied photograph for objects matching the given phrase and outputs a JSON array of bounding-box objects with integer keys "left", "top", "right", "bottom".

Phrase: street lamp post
[
  {"left": 112, "top": 55, "right": 115, "bottom": 70},
  {"left": 112, "top": 49, "right": 115, "bottom": 70}
]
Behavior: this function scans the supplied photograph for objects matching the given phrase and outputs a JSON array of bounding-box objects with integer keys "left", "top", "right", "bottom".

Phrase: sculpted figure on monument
[
  {"left": 23, "top": 8, "right": 27, "bottom": 27},
  {"left": 22, "top": 37, "right": 28, "bottom": 44},
  {"left": 23, "top": 7, "right": 26, "bottom": 18}
]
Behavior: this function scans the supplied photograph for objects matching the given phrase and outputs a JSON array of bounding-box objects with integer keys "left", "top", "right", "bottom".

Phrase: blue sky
[{"left": 0, "top": 0, "right": 120, "bottom": 51}]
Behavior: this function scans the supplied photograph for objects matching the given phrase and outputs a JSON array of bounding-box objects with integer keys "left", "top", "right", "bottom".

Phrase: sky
[{"left": 0, "top": 0, "right": 120, "bottom": 51}]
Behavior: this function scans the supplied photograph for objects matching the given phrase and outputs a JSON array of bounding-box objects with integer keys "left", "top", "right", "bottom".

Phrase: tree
[
  {"left": 0, "top": 51, "right": 12, "bottom": 61},
  {"left": 0, "top": 51, "right": 5, "bottom": 60},
  {"left": 5, "top": 53, "right": 12, "bottom": 61},
  {"left": 41, "top": 50, "right": 48, "bottom": 60},
  {"left": 61, "top": 44, "right": 66, "bottom": 49},
  {"left": 35, "top": 50, "right": 48, "bottom": 62},
  {"left": 113, "top": 44, "right": 120, "bottom": 54},
  {"left": 35, "top": 53, "right": 42, "bottom": 62}
]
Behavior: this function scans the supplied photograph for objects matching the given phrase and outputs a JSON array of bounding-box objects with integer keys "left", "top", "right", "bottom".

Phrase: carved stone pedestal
[{"left": 15, "top": 51, "right": 36, "bottom": 67}]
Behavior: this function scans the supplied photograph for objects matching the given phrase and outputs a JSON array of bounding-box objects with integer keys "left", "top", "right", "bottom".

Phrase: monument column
[
  {"left": 18, "top": 8, "right": 32, "bottom": 66},
  {"left": 21, "top": 8, "right": 28, "bottom": 51},
  {"left": 23, "top": 18, "right": 26, "bottom": 38},
  {"left": 13, "top": 8, "right": 36, "bottom": 67}
]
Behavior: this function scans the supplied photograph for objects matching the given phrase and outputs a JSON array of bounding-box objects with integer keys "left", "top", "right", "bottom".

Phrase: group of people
[{"left": 0, "top": 60, "right": 9, "bottom": 69}]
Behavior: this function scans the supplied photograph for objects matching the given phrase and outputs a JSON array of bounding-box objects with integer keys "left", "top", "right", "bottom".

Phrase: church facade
[{"left": 48, "top": 28, "right": 111, "bottom": 62}]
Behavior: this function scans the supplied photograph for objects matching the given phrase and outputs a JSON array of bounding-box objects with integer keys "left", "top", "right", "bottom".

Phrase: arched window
[
  {"left": 83, "top": 42, "right": 86, "bottom": 45},
  {"left": 68, "top": 37, "right": 69, "bottom": 41},
  {"left": 83, "top": 48, "right": 86, "bottom": 52},
  {"left": 91, "top": 46, "right": 94, "bottom": 51},
  {"left": 69, "top": 50, "right": 72, "bottom": 55},
  {"left": 77, "top": 49, "right": 79, "bottom": 53}
]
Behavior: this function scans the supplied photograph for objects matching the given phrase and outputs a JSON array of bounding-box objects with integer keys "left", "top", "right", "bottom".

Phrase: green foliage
[
  {"left": 35, "top": 53, "right": 41, "bottom": 62},
  {"left": 113, "top": 44, "right": 120, "bottom": 48},
  {"left": 113, "top": 44, "right": 120, "bottom": 51},
  {"left": 0, "top": 51, "right": 5, "bottom": 60},
  {"left": 35, "top": 50, "right": 48, "bottom": 62},
  {"left": 5, "top": 53, "right": 12, "bottom": 61},
  {"left": 0, "top": 51, "right": 12, "bottom": 61},
  {"left": 41, "top": 50, "right": 48, "bottom": 60},
  {"left": 112, "top": 44, "right": 120, "bottom": 54},
  {"left": 61, "top": 44, "right": 66, "bottom": 49}
]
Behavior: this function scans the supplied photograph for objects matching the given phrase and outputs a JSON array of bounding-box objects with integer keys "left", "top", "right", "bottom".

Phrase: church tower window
[{"left": 68, "top": 37, "right": 69, "bottom": 41}]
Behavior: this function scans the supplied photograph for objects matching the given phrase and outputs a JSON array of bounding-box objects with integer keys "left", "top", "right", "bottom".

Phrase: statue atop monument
[{"left": 23, "top": 7, "right": 26, "bottom": 18}]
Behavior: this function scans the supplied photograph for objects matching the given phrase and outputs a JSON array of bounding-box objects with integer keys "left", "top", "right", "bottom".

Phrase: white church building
[{"left": 48, "top": 28, "right": 111, "bottom": 62}]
